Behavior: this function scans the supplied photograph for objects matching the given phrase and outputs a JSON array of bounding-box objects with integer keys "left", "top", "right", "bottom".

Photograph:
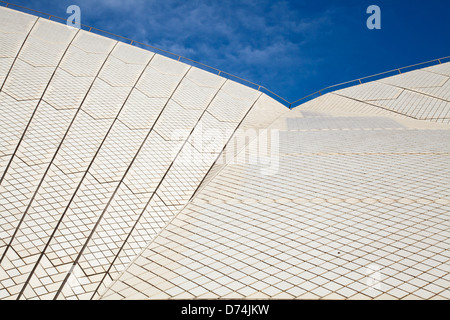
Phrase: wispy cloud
[
  {"left": 8, "top": 0, "right": 346, "bottom": 100},
  {"left": 66, "top": 0, "right": 335, "bottom": 96},
  {"left": 9, "top": 0, "right": 450, "bottom": 101}
]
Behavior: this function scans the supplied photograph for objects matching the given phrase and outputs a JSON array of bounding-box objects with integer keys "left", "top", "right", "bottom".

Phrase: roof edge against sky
[{"left": 1, "top": 0, "right": 448, "bottom": 109}]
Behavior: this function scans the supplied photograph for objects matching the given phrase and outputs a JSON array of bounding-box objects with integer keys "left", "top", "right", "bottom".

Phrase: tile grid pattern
[
  {"left": 1, "top": 26, "right": 118, "bottom": 300},
  {"left": 0, "top": 19, "right": 82, "bottom": 261},
  {"left": 102, "top": 101, "right": 450, "bottom": 300},
  {"left": 90, "top": 81, "right": 263, "bottom": 300},
  {"left": 1, "top": 6, "right": 450, "bottom": 301},
  {"left": 22, "top": 44, "right": 156, "bottom": 300},
  {"left": 335, "top": 66, "right": 450, "bottom": 123},
  {"left": 0, "top": 7, "right": 275, "bottom": 300}
]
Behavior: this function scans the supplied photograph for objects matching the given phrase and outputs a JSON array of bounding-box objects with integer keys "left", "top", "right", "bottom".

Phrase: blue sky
[{"left": 6, "top": 0, "right": 450, "bottom": 104}]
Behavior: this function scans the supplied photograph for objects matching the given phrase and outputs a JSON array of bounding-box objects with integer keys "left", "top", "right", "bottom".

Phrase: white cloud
[{"left": 19, "top": 0, "right": 338, "bottom": 100}]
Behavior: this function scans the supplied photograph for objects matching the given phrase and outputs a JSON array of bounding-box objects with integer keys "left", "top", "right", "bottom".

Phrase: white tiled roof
[{"left": 0, "top": 6, "right": 449, "bottom": 300}]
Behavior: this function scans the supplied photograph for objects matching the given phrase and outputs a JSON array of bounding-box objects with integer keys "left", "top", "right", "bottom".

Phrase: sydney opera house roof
[{"left": 0, "top": 5, "right": 449, "bottom": 300}]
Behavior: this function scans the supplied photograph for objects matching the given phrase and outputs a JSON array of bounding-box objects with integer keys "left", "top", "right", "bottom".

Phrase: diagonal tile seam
[
  {"left": 423, "top": 67, "right": 450, "bottom": 78},
  {"left": 159, "top": 199, "right": 449, "bottom": 299},
  {"left": 0, "top": 27, "right": 82, "bottom": 263},
  {"left": 97, "top": 66, "right": 446, "bottom": 298},
  {"left": 40, "top": 52, "right": 160, "bottom": 299},
  {"left": 184, "top": 76, "right": 226, "bottom": 89},
  {"left": 96, "top": 198, "right": 196, "bottom": 300},
  {"left": 7, "top": 56, "right": 57, "bottom": 69},
  {"left": 68, "top": 42, "right": 114, "bottom": 55},
  {"left": 335, "top": 70, "right": 448, "bottom": 106},
  {"left": 332, "top": 93, "right": 422, "bottom": 120},
  {"left": 205, "top": 109, "right": 241, "bottom": 124},
  {"left": 39, "top": 98, "right": 80, "bottom": 111},
  {"left": 336, "top": 81, "right": 450, "bottom": 120},
  {"left": 133, "top": 86, "right": 174, "bottom": 100},
  {"left": 352, "top": 88, "right": 406, "bottom": 103},
  {"left": 42, "top": 176, "right": 450, "bottom": 299},
  {"left": 97, "top": 74, "right": 145, "bottom": 88},
  {"left": 0, "top": 17, "right": 68, "bottom": 185},
  {"left": 381, "top": 70, "right": 449, "bottom": 88},
  {"left": 191, "top": 100, "right": 290, "bottom": 200},
  {"left": 0, "top": 90, "right": 41, "bottom": 102},
  {"left": 15, "top": 40, "right": 120, "bottom": 300},
  {"left": 54, "top": 62, "right": 191, "bottom": 300},
  {"left": 107, "top": 54, "right": 151, "bottom": 66},
  {"left": 377, "top": 79, "right": 450, "bottom": 103},
  {"left": 90, "top": 76, "right": 229, "bottom": 299},
  {"left": 102, "top": 201, "right": 361, "bottom": 299},
  {"left": 0, "top": 8, "right": 446, "bottom": 300},
  {"left": 189, "top": 94, "right": 264, "bottom": 201},
  {"left": 0, "top": 15, "right": 38, "bottom": 92},
  {"left": 95, "top": 98, "right": 289, "bottom": 297}
]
